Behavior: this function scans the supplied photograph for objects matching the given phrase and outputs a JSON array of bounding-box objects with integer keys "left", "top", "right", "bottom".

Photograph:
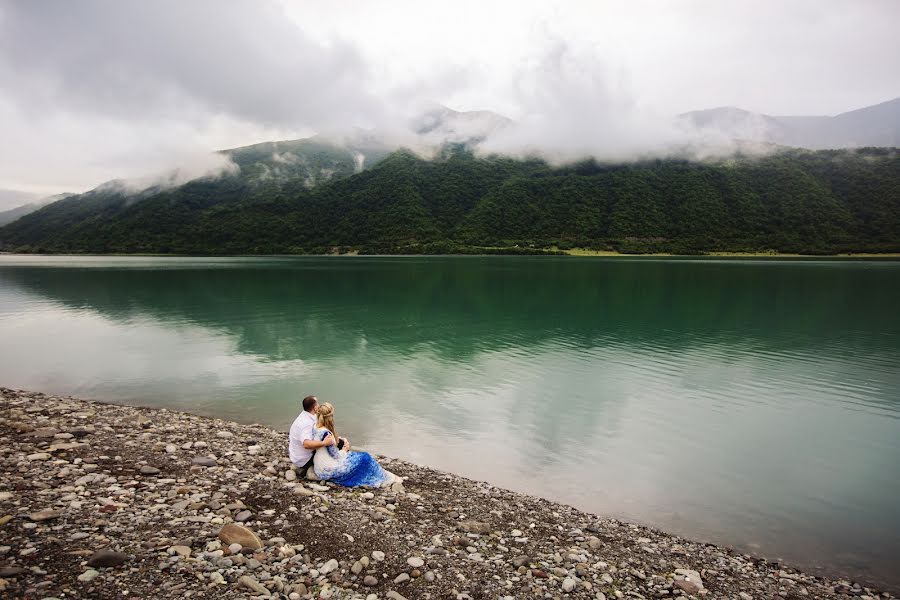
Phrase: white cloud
[{"left": 0, "top": 0, "right": 898, "bottom": 194}]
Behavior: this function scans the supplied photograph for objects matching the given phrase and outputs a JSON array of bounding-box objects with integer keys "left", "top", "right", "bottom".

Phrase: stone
[
  {"left": 407, "top": 556, "right": 424, "bottom": 568},
  {"left": 512, "top": 555, "right": 530, "bottom": 568},
  {"left": 386, "top": 592, "right": 408, "bottom": 600},
  {"left": 239, "top": 575, "right": 270, "bottom": 597},
  {"left": 27, "top": 452, "right": 51, "bottom": 461},
  {"left": 216, "top": 430, "right": 234, "bottom": 438},
  {"left": 139, "top": 465, "right": 160, "bottom": 476},
  {"left": 87, "top": 549, "right": 128, "bottom": 568},
  {"left": 28, "top": 509, "right": 61, "bottom": 522},
  {"left": 351, "top": 560, "right": 363, "bottom": 575},
  {"left": 674, "top": 568, "right": 704, "bottom": 592},
  {"left": 424, "top": 571, "right": 435, "bottom": 582},
  {"left": 675, "top": 579, "right": 701, "bottom": 595},
  {"left": 169, "top": 545, "right": 191, "bottom": 558},
  {"left": 228, "top": 543, "right": 243, "bottom": 554},
  {"left": 562, "top": 577, "right": 576, "bottom": 592},
  {"left": 363, "top": 575, "right": 378, "bottom": 586},
  {"left": 394, "top": 572, "right": 410, "bottom": 584},
  {"left": 457, "top": 520, "right": 492, "bottom": 534},
  {"left": 218, "top": 523, "right": 263, "bottom": 550},
  {"left": 31, "top": 428, "right": 58, "bottom": 438},
  {"left": 320, "top": 558, "right": 339, "bottom": 574},
  {"left": 234, "top": 510, "right": 252, "bottom": 522},
  {"left": 78, "top": 569, "right": 100, "bottom": 582},
  {"left": 191, "top": 456, "right": 217, "bottom": 467},
  {"left": 308, "top": 483, "right": 329, "bottom": 492},
  {"left": 511, "top": 529, "right": 523, "bottom": 537},
  {"left": 0, "top": 566, "right": 25, "bottom": 577},
  {"left": 371, "top": 550, "right": 385, "bottom": 561},
  {"left": 49, "top": 442, "right": 87, "bottom": 452},
  {"left": 284, "top": 469, "right": 297, "bottom": 481}
]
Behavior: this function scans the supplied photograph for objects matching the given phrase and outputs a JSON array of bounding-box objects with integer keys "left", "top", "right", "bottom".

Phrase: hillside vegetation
[{"left": 1, "top": 146, "right": 898, "bottom": 255}]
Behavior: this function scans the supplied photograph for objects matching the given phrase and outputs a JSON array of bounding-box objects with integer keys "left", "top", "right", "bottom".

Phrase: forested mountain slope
[{"left": 1, "top": 147, "right": 898, "bottom": 255}]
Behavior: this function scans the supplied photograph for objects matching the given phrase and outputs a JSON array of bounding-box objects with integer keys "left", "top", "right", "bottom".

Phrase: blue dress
[{"left": 311, "top": 428, "right": 392, "bottom": 487}]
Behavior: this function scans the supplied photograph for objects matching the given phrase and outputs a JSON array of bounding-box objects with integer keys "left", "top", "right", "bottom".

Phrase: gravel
[{"left": 0, "top": 386, "right": 896, "bottom": 600}]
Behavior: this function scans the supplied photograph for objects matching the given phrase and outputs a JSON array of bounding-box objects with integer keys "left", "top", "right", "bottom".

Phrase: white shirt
[{"left": 288, "top": 410, "right": 317, "bottom": 467}]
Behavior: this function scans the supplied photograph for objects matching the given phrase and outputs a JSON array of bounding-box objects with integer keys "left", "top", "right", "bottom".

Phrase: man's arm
[{"left": 303, "top": 432, "right": 334, "bottom": 449}]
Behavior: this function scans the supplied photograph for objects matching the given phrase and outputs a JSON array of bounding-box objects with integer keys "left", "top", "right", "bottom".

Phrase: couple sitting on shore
[{"left": 287, "top": 395, "right": 398, "bottom": 487}]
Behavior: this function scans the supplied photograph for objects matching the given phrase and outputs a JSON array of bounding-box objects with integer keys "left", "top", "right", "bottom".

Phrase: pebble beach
[{"left": 0, "top": 387, "right": 895, "bottom": 600}]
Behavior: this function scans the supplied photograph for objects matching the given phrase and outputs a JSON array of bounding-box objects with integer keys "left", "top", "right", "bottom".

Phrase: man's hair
[{"left": 302, "top": 395, "right": 318, "bottom": 412}]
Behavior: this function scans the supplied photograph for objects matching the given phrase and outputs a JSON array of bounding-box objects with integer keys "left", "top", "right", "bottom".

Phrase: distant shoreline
[{"left": 3, "top": 250, "right": 900, "bottom": 259}]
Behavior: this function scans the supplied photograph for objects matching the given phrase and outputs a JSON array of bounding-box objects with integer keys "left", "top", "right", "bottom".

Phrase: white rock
[
  {"left": 371, "top": 550, "right": 385, "bottom": 561},
  {"left": 78, "top": 569, "right": 100, "bottom": 582},
  {"left": 407, "top": 556, "right": 424, "bottom": 568},
  {"left": 562, "top": 577, "right": 576, "bottom": 592},
  {"left": 320, "top": 558, "right": 339, "bottom": 574},
  {"left": 393, "top": 572, "right": 410, "bottom": 584}
]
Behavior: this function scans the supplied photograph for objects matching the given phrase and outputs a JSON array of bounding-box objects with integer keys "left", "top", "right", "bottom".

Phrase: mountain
[
  {"left": 412, "top": 104, "right": 513, "bottom": 144},
  {"left": 2, "top": 146, "right": 898, "bottom": 255},
  {"left": 680, "top": 97, "right": 900, "bottom": 149},
  {"left": 0, "top": 193, "right": 72, "bottom": 227},
  {"left": 0, "top": 189, "right": 39, "bottom": 212},
  {"left": 2, "top": 100, "right": 899, "bottom": 256}
]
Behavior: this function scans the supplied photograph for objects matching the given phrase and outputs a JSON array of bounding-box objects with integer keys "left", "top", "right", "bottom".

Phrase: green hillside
[{"left": 1, "top": 146, "right": 898, "bottom": 255}]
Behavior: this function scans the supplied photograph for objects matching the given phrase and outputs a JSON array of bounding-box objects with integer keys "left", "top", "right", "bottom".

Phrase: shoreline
[
  {"left": 3, "top": 250, "right": 900, "bottom": 259},
  {"left": 1, "top": 387, "right": 896, "bottom": 600}
]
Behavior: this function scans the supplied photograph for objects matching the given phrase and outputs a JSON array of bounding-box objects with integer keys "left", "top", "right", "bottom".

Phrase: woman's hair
[{"left": 316, "top": 401, "right": 337, "bottom": 440}]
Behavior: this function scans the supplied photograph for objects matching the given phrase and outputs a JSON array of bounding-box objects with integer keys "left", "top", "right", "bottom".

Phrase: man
[{"left": 288, "top": 395, "right": 334, "bottom": 477}]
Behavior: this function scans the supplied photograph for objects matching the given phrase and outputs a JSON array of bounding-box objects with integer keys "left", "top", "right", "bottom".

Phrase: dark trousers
[{"left": 298, "top": 453, "right": 315, "bottom": 476}]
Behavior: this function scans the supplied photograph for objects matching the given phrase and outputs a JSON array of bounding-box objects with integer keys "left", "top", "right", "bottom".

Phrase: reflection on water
[{"left": 1, "top": 255, "right": 899, "bottom": 590}]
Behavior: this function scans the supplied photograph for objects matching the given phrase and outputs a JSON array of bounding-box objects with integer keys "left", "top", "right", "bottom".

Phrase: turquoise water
[{"left": 1, "top": 255, "right": 898, "bottom": 590}]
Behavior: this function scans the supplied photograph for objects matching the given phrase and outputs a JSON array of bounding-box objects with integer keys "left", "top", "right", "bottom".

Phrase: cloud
[
  {"left": 100, "top": 152, "right": 240, "bottom": 195},
  {"left": 479, "top": 38, "right": 681, "bottom": 161},
  {"left": 0, "top": 0, "right": 898, "bottom": 193},
  {"left": 0, "top": 0, "right": 386, "bottom": 130}
]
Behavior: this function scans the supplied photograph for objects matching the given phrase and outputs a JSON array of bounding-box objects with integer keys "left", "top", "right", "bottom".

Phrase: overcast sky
[{"left": 0, "top": 0, "right": 898, "bottom": 201}]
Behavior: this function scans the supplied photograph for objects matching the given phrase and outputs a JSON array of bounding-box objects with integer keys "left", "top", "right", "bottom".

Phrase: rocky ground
[{"left": 0, "top": 387, "right": 895, "bottom": 600}]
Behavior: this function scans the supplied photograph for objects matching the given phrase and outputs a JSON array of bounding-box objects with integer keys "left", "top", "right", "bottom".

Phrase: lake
[{"left": 1, "top": 255, "right": 898, "bottom": 590}]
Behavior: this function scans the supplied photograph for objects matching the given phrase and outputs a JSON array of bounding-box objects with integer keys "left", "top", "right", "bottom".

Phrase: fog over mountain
[
  {"left": 681, "top": 97, "right": 900, "bottom": 149},
  {"left": 0, "top": 0, "right": 898, "bottom": 196},
  {"left": 0, "top": 193, "right": 71, "bottom": 226}
]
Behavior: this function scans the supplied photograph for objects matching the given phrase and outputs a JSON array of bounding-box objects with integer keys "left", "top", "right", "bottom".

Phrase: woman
[{"left": 312, "top": 402, "right": 397, "bottom": 487}]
